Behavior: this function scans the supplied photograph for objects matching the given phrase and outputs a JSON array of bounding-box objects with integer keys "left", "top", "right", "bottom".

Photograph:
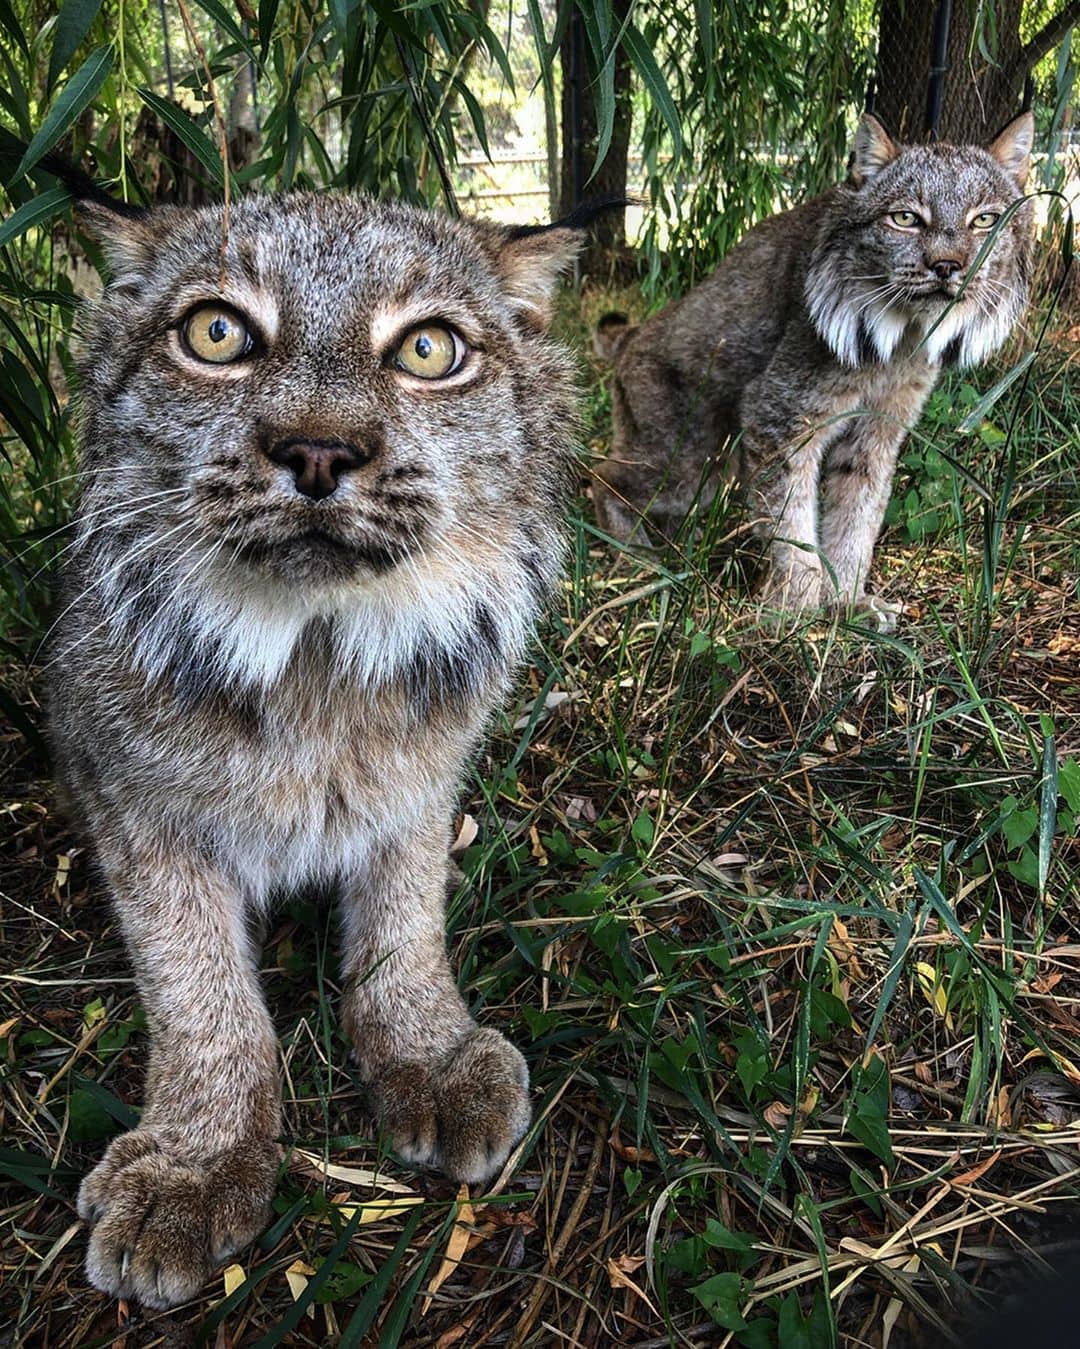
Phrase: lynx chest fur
[
  {"left": 48, "top": 190, "right": 585, "bottom": 1310},
  {"left": 595, "top": 113, "right": 1034, "bottom": 622}
]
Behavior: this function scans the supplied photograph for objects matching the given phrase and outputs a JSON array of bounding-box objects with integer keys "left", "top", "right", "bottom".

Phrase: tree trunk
[
  {"left": 558, "top": 1, "right": 632, "bottom": 280},
  {"left": 874, "top": 0, "right": 1080, "bottom": 143}
]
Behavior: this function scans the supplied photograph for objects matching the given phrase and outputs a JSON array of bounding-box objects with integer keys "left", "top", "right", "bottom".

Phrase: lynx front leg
[
  {"left": 79, "top": 849, "right": 280, "bottom": 1309},
  {"left": 340, "top": 823, "right": 530, "bottom": 1185},
  {"left": 742, "top": 422, "right": 831, "bottom": 612},
  {"left": 819, "top": 416, "right": 908, "bottom": 615}
]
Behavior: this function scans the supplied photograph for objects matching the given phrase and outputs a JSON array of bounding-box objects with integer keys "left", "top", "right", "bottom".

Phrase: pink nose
[{"left": 266, "top": 440, "right": 366, "bottom": 500}]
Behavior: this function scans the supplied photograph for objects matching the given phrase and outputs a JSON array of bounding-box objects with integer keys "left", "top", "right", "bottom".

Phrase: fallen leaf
[
  {"left": 285, "top": 1258, "right": 315, "bottom": 1303},
  {"left": 294, "top": 1149, "right": 416, "bottom": 1194},
  {"left": 607, "top": 1253, "right": 658, "bottom": 1314},
  {"left": 949, "top": 1148, "right": 1002, "bottom": 1187},
  {"left": 450, "top": 814, "right": 478, "bottom": 854},
  {"left": 222, "top": 1263, "right": 246, "bottom": 1297},
  {"left": 421, "top": 1184, "right": 473, "bottom": 1315},
  {"left": 323, "top": 1196, "right": 424, "bottom": 1225}
]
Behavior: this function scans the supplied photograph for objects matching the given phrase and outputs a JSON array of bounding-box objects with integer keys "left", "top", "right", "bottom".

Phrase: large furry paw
[
  {"left": 78, "top": 1131, "right": 279, "bottom": 1309},
  {"left": 368, "top": 1027, "right": 531, "bottom": 1185}
]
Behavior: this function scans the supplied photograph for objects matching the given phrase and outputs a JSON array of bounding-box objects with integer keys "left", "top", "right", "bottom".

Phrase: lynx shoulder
[
  {"left": 48, "top": 188, "right": 586, "bottom": 1309},
  {"left": 594, "top": 113, "right": 1034, "bottom": 623}
]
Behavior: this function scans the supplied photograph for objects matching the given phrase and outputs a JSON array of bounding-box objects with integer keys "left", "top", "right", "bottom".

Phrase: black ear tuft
[
  {"left": 35, "top": 149, "right": 147, "bottom": 220},
  {"left": 0, "top": 127, "right": 146, "bottom": 221},
  {"left": 505, "top": 197, "right": 634, "bottom": 243}
]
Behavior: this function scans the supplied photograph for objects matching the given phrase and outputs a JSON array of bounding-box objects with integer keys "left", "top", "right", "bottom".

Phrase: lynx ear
[
  {"left": 851, "top": 113, "right": 899, "bottom": 186},
  {"left": 988, "top": 111, "right": 1034, "bottom": 190},
  {"left": 492, "top": 225, "right": 584, "bottom": 331},
  {"left": 74, "top": 200, "right": 159, "bottom": 291}
]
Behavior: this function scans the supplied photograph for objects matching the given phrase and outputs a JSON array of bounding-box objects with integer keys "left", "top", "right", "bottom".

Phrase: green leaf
[
  {"left": 1002, "top": 803, "right": 1038, "bottom": 851},
  {"left": 847, "top": 1052, "right": 894, "bottom": 1168},
  {"left": 957, "top": 352, "right": 1036, "bottom": 434},
  {"left": 1059, "top": 758, "right": 1080, "bottom": 814},
  {"left": 692, "top": 1271, "right": 749, "bottom": 1330},
  {"left": 189, "top": 0, "right": 259, "bottom": 66},
  {"left": 12, "top": 44, "right": 113, "bottom": 183},
  {"left": 623, "top": 21, "right": 682, "bottom": 164},
  {"left": 67, "top": 1087, "right": 119, "bottom": 1142},
  {"left": 47, "top": 0, "right": 104, "bottom": 91},
  {"left": 136, "top": 88, "right": 227, "bottom": 188}
]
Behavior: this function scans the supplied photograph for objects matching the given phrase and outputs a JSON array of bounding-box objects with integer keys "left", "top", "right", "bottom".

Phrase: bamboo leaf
[
  {"left": 47, "top": 0, "right": 104, "bottom": 92},
  {"left": 189, "top": 0, "right": 259, "bottom": 66},
  {"left": 0, "top": 185, "right": 73, "bottom": 250},
  {"left": 623, "top": 20, "right": 682, "bottom": 164},
  {"left": 12, "top": 45, "right": 113, "bottom": 183},
  {"left": 136, "top": 88, "right": 227, "bottom": 189}
]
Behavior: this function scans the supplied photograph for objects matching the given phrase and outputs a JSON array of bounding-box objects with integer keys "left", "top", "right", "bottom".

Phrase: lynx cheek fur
[
  {"left": 47, "top": 192, "right": 583, "bottom": 1310},
  {"left": 594, "top": 113, "right": 1034, "bottom": 621}
]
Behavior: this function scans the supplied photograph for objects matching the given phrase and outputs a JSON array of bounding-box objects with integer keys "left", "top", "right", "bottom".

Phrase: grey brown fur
[
  {"left": 594, "top": 114, "right": 1034, "bottom": 619},
  {"left": 48, "top": 192, "right": 583, "bottom": 1309}
]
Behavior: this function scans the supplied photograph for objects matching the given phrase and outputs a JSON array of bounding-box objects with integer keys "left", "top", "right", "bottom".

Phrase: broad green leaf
[
  {"left": 12, "top": 44, "right": 113, "bottom": 183},
  {"left": 0, "top": 185, "right": 73, "bottom": 251},
  {"left": 846, "top": 1051, "right": 894, "bottom": 1168},
  {"left": 47, "top": 0, "right": 104, "bottom": 91}
]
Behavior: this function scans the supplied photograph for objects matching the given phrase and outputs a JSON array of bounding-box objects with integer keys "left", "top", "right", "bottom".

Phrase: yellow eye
[
  {"left": 394, "top": 325, "right": 465, "bottom": 380},
  {"left": 182, "top": 306, "right": 252, "bottom": 364},
  {"left": 888, "top": 210, "right": 920, "bottom": 229},
  {"left": 972, "top": 211, "right": 1000, "bottom": 230}
]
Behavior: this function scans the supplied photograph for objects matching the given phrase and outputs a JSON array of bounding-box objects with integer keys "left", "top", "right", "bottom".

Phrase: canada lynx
[
  {"left": 48, "top": 188, "right": 584, "bottom": 1308},
  {"left": 594, "top": 113, "right": 1034, "bottom": 621}
]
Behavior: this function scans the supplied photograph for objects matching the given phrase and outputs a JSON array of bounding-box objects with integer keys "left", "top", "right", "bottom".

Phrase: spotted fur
[{"left": 48, "top": 192, "right": 583, "bottom": 1309}]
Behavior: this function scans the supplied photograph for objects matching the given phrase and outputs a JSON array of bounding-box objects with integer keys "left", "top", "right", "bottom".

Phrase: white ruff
[{"left": 119, "top": 543, "right": 536, "bottom": 692}]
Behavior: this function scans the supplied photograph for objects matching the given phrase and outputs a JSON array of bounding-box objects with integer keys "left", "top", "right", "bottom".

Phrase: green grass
[{"left": 2, "top": 275, "right": 1080, "bottom": 1345}]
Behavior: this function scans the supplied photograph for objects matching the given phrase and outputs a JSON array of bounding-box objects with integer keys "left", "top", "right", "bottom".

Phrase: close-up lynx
[
  {"left": 593, "top": 113, "right": 1034, "bottom": 622},
  {"left": 46, "top": 190, "right": 584, "bottom": 1309}
]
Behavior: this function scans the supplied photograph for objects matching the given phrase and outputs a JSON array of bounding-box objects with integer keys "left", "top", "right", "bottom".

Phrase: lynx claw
[
  {"left": 369, "top": 1027, "right": 531, "bottom": 1186},
  {"left": 79, "top": 1131, "right": 279, "bottom": 1309},
  {"left": 850, "top": 594, "right": 903, "bottom": 634}
]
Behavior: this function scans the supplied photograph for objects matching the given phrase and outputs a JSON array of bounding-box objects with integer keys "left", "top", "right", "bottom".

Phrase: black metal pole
[
  {"left": 925, "top": 0, "right": 952, "bottom": 140},
  {"left": 569, "top": 4, "right": 583, "bottom": 210}
]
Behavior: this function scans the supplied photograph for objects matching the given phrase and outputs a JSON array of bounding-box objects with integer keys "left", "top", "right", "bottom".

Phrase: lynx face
[
  {"left": 807, "top": 115, "right": 1033, "bottom": 369},
  {"left": 73, "top": 195, "right": 577, "bottom": 688}
]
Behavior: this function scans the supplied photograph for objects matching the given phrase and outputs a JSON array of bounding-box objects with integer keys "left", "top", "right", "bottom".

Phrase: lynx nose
[
  {"left": 267, "top": 439, "right": 367, "bottom": 501},
  {"left": 929, "top": 257, "right": 962, "bottom": 281}
]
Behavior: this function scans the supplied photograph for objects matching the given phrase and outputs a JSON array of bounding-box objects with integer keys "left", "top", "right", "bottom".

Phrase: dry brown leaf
[
  {"left": 450, "top": 814, "right": 478, "bottom": 854},
  {"left": 950, "top": 1148, "right": 1002, "bottom": 1187},
  {"left": 607, "top": 1253, "right": 658, "bottom": 1314},
  {"left": 763, "top": 1101, "right": 791, "bottom": 1129},
  {"left": 609, "top": 1127, "right": 657, "bottom": 1164}
]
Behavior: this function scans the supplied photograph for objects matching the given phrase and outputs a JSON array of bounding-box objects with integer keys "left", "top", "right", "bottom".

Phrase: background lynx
[
  {"left": 48, "top": 189, "right": 583, "bottom": 1309},
  {"left": 594, "top": 113, "right": 1034, "bottom": 622}
]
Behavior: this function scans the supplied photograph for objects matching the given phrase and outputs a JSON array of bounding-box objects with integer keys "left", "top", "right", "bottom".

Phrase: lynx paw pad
[
  {"left": 78, "top": 1132, "right": 279, "bottom": 1309},
  {"left": 370, "top": 1028, "right": 531, "bottom": 1185}
]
